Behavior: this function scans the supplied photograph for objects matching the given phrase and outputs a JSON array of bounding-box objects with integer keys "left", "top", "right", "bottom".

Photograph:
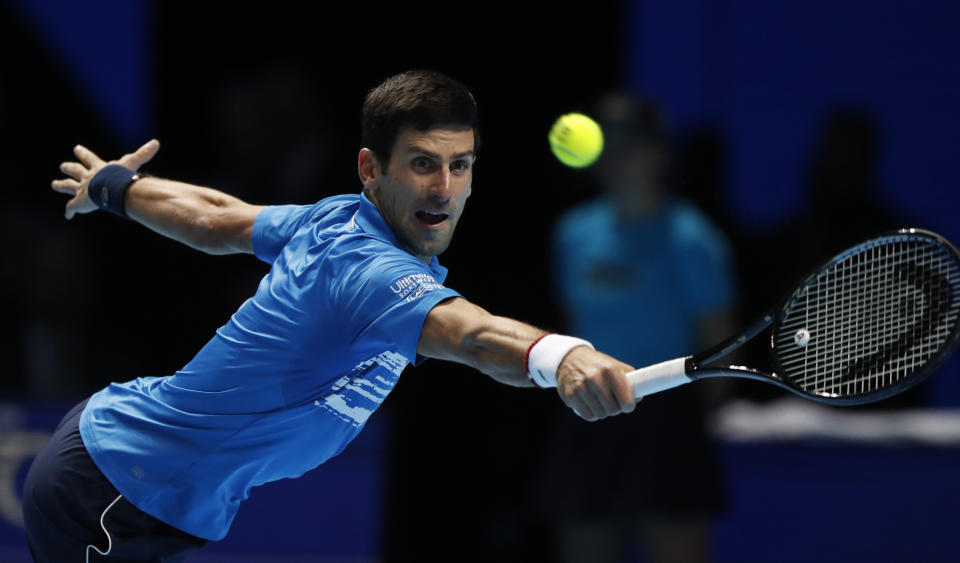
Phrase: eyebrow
[{"left": 407, "top": 146, "right": 475, "bottom": 160}]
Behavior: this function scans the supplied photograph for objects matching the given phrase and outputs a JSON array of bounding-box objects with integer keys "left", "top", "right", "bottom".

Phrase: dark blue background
[{"left": 2, "top": 1, "right": 959, "bottom": 561}]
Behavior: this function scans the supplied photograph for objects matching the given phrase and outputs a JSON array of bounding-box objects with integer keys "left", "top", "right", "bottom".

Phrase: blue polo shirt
[
  {"left": 553, "top": 197, "right": 734, "bottom": 366},
  {"left": 79, "top": 193, "right": 460, "bottom": 540}
]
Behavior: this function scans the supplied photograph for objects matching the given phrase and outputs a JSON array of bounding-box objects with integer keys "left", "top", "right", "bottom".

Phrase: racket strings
[
  {"left": 774, "top": 234, "right": 960, "bottom": 398},
  {"left": 824, "top": 244, "right": 955, "bottom": 391},
  {"left": 830, "top": 244, "right": 957, "bottom": 392}
]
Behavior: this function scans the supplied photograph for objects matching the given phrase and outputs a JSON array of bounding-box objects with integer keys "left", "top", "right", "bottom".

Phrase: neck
[
  {"left": 364, "top": 189, "right": 433, "bottom": 264},
  {"left": 611, "top": 182, "right": 662, "bottom": 220}
]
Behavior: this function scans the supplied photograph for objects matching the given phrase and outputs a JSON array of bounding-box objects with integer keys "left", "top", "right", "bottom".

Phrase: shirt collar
[{"left": 356, "top": 192, "right": 447, "bottom": 274}]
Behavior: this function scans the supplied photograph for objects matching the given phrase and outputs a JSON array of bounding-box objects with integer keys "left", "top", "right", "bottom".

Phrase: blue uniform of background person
[
  {"left": 23, "top": 193, "right": 461, "bottom": 554},
  {"left": 553, "top": 198, "right": 733, "bottom": 366},
  {"left": 539, "top": 195, "right": 733, "bottom": 507},
  {"left": 538, "top": 195, "right": 734, "bottom": 562}
]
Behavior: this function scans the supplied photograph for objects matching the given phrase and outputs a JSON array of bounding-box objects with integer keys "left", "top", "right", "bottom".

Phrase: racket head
[{"left": 769, "top": 228, "right": 960, "bottom": 405}]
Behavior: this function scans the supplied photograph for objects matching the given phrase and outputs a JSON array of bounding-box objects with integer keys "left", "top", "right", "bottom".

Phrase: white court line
[{"left": 711, "top": 398, "right": 960, "bottom": 446}]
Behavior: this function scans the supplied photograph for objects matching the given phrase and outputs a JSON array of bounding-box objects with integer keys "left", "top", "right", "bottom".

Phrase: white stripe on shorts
[{"left": 86, "top": 494, "right": 123, "bottom": 563}]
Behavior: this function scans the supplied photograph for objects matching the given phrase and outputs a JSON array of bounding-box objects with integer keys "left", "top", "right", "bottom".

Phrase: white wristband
[{"left": 526, "top": 334, "right": 595, "bottom": 388}]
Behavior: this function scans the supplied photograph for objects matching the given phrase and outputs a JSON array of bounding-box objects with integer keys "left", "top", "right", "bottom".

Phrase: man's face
[
  {"left": 599, "top": 140, "right": 665, "bottom": 187},
  {"left": 366, "top": 127, "right": 475, "bottom": 262}
]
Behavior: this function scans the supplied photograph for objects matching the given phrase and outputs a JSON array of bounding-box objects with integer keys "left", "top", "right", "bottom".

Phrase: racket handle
[{"left": 627, "top": 357, "right": 693, "bottom": 398}]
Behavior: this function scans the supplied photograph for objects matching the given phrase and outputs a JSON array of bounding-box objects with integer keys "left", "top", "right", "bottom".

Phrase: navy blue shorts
[{"left": 22, "top": 399, "right": 208, "bottom": 562}]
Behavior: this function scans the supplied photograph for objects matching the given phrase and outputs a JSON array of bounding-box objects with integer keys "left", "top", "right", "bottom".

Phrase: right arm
[
  {"left": 52, "top": 140, "right": 264, "bottom": 255},
  {"left": 418, "top": 297, "right": 637, "bottom": 421}
]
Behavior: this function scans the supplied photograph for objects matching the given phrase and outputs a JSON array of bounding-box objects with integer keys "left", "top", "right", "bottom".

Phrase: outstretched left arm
[{"left": 52, "top": 140, "right": 264, "bottom": 255}]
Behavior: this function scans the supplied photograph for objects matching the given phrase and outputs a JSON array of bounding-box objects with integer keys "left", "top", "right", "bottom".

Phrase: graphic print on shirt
[
  {"left": 315, "top": 350, "right": 408, "bottom": 426},
  {"left": 389, "top": 273, "right": 445, "bottom": 302}
]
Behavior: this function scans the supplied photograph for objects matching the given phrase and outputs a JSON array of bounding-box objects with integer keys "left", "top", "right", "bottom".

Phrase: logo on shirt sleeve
[{"left": 389, "top": 273, "right": 445, "bottom": 302}]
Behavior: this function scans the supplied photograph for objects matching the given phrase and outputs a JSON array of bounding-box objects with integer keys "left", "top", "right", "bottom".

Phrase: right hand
[
  {"left": 52, "top": 140, "right": 161, "bottom": 219},
  {"left": 556, "top": 347, "right": 638, "bottom": 421}
]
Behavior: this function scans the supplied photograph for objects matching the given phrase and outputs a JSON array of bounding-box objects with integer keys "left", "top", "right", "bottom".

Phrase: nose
[{"left": 428, "top": 168, "right": 452, "bottom": 200}]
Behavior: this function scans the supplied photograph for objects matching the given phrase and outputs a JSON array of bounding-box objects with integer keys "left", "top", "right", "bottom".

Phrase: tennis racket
[{"left": 628, "top": 228, "right": 960, "bottom": 405}]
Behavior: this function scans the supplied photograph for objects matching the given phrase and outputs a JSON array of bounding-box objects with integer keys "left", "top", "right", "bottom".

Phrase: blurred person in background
[
  {"left": 756, "top": 108, "right": 903, "bottom": 294},
  {"left": 539, "top": 92, "right": 737, "bottom": 563}
]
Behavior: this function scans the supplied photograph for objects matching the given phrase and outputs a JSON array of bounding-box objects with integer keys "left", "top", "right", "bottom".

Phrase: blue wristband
[{"left": 88, "top": 164, "right": 142, "bottom": 218}]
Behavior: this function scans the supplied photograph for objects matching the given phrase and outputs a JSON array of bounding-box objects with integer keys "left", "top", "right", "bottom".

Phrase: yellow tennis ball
[{"left": 548, "top": 113, "right": 604, "bottom": 168}]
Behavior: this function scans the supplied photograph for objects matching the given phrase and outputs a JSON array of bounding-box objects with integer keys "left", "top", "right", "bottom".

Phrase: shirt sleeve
[
  {"left": 251, "top": 204, "right": 317, "bottom": 264},
  {"left": 333, "top": 248, "right": 461, "bottom": 365}
]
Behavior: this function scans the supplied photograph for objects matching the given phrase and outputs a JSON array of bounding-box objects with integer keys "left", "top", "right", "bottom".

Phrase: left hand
[
  {"left": 52, "top": 139, "right": 160, "bottom": 219},
  {"left": 556, "top": 347, "right": 638, "bottom": 421}
]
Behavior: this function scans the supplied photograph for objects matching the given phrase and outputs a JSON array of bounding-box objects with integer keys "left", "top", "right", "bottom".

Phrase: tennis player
[{"left": 24, "top": 70, "right": 637, "bottom": 561}]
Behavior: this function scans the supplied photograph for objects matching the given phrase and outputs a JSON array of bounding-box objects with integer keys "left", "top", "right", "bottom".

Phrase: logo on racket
[{"left": 842, "top": 260, "right": 951, "bottom": 382}]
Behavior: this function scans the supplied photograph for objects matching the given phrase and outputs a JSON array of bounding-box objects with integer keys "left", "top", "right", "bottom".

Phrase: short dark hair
[{"left": 361, "top": 70, "right": 480, "bottom": 167}]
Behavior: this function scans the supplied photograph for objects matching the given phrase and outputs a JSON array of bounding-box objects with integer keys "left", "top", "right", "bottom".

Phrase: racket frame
[{"left": 683, "top": 228, "right": 960, "bottom": 406}]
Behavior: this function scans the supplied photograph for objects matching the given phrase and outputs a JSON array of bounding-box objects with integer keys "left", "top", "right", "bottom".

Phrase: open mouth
[{"left": 415, "top": 210, "right": 449, "bottom": 226}]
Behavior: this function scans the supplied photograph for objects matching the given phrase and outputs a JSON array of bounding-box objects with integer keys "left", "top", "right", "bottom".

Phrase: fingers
[
  {"left": 586, "top": 377, "right": 622, "bottom": 415},
  {"left": 607, "top": 369, "right": 637, "bottom": 413},
  {"left": 59, "top": 161, "right": 87, "bottom": 180},
  {"left": 564, "top": 379, "right": 617, "bottom": 422},
  {"left": 73, "top": 144, "right": 105, "bottom": 169},
  {"left": 118, "top": 138, "right": 160, "bottom": 170},
  {"left": 64, "top": 195, "right": 83, "bottom": 220},
  {"left": 574, "top": 391, "right": 605, "bottom": 422},
  {"left": 51, "top": 177, "right": 80, "bottom": 194},
  {"left": 558, "top": 357, "right": 638, "bottom": 422}
]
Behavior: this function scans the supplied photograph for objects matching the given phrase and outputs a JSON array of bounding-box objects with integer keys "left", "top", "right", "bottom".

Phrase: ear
[{"left": 358, "top": 148, "right": 381, "bottom": 191}]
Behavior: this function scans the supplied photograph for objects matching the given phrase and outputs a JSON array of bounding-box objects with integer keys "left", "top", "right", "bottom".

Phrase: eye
[
  {"left": 412, "top": 156, "right": 436, "bottom": 173},
  {"left": 450, "top": 159, "right": 471, "bottom": 175}
]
